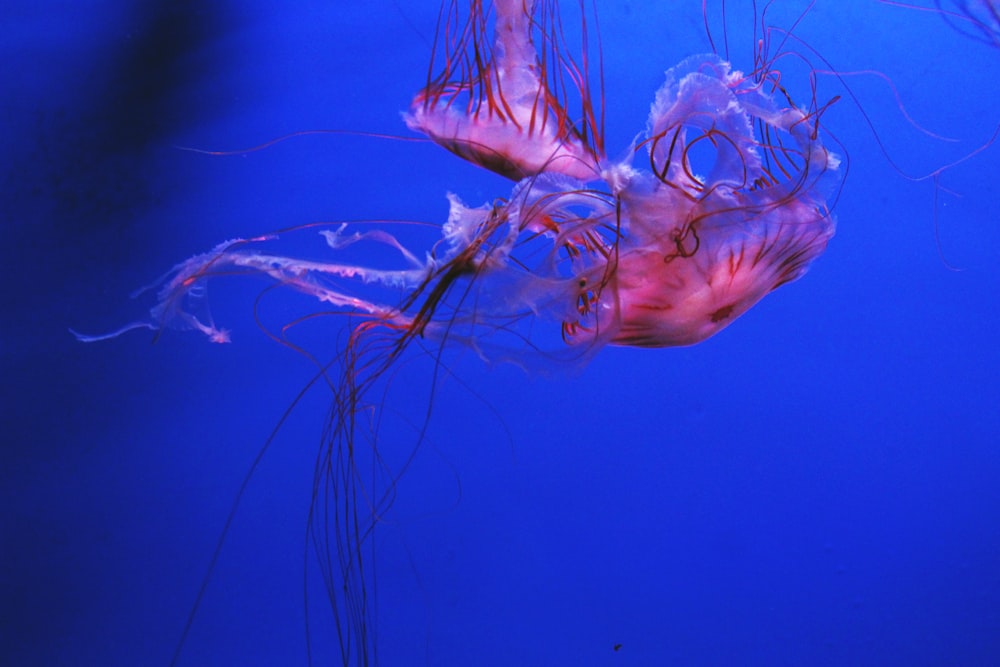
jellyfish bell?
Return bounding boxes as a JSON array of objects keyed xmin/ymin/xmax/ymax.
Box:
[
  {"xmin": 569, "ymin": 54, "xmax": 838, "ymax": 348},
  {"xmin": 405, "ymin": 0, "xmax": 604, "ymax": 181}
]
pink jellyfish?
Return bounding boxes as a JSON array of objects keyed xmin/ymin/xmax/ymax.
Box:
[{"xmin": 77, "ymin": 0, "xmax": 840, "ymax": 663}]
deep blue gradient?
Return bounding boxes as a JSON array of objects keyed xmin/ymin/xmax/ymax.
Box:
[{"xmin": 3, "ymin": 1, "xmax": 999, "ymax": 665}]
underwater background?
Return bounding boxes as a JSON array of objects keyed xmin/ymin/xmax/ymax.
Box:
[{"xmin": 3, "ymin": 1, "xmax": 999, "ymax": 665}]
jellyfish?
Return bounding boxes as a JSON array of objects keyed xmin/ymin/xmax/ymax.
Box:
[{"xmin": 76, "ymin": 0, "xmax": 840, "ymax": 663}]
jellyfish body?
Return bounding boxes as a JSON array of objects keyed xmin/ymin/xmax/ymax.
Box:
[
  {"xmin": 132, "ymin": 20, "xmax": 837, "ymax": 353},
  {"xmin": 405, "ymin": 0, "xmax": 603, "ymax": 180},
  {"xmin": 574, "ymin": 54, "xmax": 837, "ymax": 347},
  {"xmin": 82, "ymin": 1, "xmax": 841, "ymax": 664}
]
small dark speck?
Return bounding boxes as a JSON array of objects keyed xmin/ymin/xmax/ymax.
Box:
[{"xmin": 709, "ymin": 303, "xmax": 735, "ymax": 323}]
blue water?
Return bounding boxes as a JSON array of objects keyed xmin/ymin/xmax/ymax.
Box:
[{"xmin": 3, "ymin": 1, "xmax": 999, "ymax": 665}]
